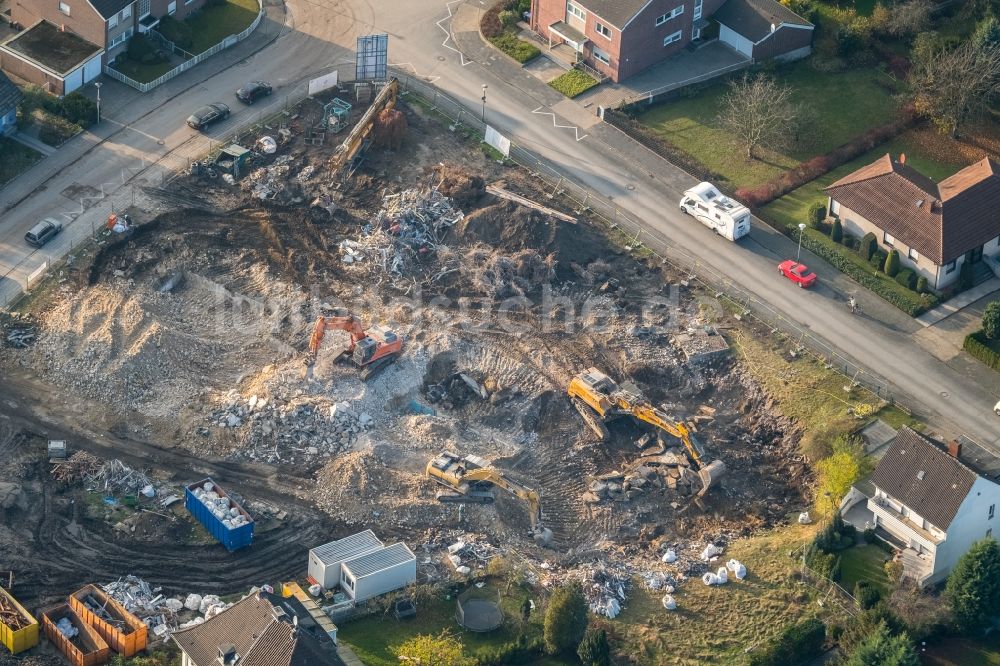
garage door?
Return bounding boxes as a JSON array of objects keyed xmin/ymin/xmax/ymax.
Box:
[
  {"xmin": 719, "ymin": 25, "xmax": 753, "ymax": 58},
  {"xmin": 82, "ymin": 53, "xmax": 103, "ymax": 83},
  {"xmin": 63, "ymin": 66, "xmax": 83, "ymax": 94}
]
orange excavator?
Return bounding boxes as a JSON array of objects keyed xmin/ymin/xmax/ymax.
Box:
[{"xmin": 307, "ymin": 311, "xmax": 403, "ymax": 380}]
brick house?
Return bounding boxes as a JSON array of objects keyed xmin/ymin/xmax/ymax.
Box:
[
  {"xmin": 1, "ymin": 0, "xmax": 208, "ymax": 93},
  {"xmin": 530, "ymin": 0, "xmax": 813, "ymax": 83},
  {"xmin": 825, "ymin": 154, "xmax": 1000, "ymax": 291}
]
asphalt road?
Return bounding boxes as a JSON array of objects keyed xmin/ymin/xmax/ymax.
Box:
[{"xmin": 0, "ymin": 0, "xmax": 996, "ymax": 447}]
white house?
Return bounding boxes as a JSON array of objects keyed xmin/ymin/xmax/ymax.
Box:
[{"xmin": 842, "ymin": 427, "xmax": 1000, "ymax": 586}]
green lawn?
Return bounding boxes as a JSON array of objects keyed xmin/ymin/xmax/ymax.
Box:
[
  {"xmin": 837, "ymin": 544, "xmax": 890, "ymax": 595},
  {"xmin": 923, "ymin": 632, "xmax": 1000, "ymax": 666},
  {"xmin": 549, "ymin": 69, "xmax": 599, "ymax": 98},
  {"xmin": 0, "ymin": 137, "xmax": 43, "ymax": 186},
  {"xmin": 635, "ymin": 59, "xmax": 902, "ymax": 188},
  {"xmin": 489, "ymin": 31, "xmax": 541, "ymax": 64},
  {"xmin": 112, "ymin": 59, "xmax": 175, "ymax": 84},
  {"xmin": 186, "ymin": 0, "xmax": 260, "ymax": 54},
  {"xmin": 760, "ymin": 130, "xmax": 970, "ymax": 236},
  {"xmin": 338, "ymin": 582, "xmax": 574, "ymax": 666}
]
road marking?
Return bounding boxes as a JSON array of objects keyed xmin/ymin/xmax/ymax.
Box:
[
  {"xmin": 531, "ymin": 106, "xmax": 588, "ymax": 142},
  {"xmin": 389, "ymin": 62, "xmax": 441, "ymax": 84},
  {"xmin": 437, "ymin": 0, "xmax": 473, "ymax": 66}
]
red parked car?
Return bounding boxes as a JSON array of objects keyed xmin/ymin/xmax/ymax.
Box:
[{"xmin": 778, "ymin": 260, "xmax": 818, "ymax": 288}]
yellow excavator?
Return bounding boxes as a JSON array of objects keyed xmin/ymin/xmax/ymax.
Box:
[
  {"xmin": 426, "ymin": 451, "xmax": 553, "ymax": 546},
  {"xmin": 567, "ymin": 367, "xmax": 725, "ymax": 496}
]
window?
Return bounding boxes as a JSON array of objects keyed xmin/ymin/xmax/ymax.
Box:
[
  {"xmin": 121, "ymin": 4, "xmax": 130, "ymax": 19},
  {"xmin": 138, "ymin": 0, "xmax": 150, "ymax": 17},
  {"xmin": 592, "ymin": 46, "xmax": 610, "ymax": 65},
  {"xmin": 595, "ymin": 22, "xmax": 611, "ymax": 39},
  {"xmin": 884, "ymin": 232, "xmax": 895, "ymax": 246},
  {"xmin": 167, "ymin": 0, "xmax": 176, "ymax": 14},
  {"xmin": 694, "ymin": 0, "xmax": 703, "ymax": 20},
  {"xmin": 108, "ymin": 14, "xmax": 118, "ymax": 28},
  {"xmin": 663, "ymin": 29, "xmax": 683, "ymax": 46},
  {"xmin": 991, "ymin": 504, "xmax": 995, "ymax": 519},
  {"xmin": 58, "ymin": 1, "xmax": 71, "ymax": 15},
  {"xmin": 108, "ymin": 27, "xmax": 132, "ymax": 48},
  {"xmin": 945, "ymin": 260, "xmax": 957, "ymax": 273},
  {"xmin": 656, "ymin": 5, "xmax": 684, "ymax": 26},
  {"xmin": 908, "ymin": 247, "xmax": 919, "ymax": 261},
  {"xmin": 566, "ymin": 2, "xmax": 586, "ymax": 21}
]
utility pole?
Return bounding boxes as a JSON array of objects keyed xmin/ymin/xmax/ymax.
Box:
[{"xmin": 481, "ymin": 84, "xmax": 488, "ymax": 123}]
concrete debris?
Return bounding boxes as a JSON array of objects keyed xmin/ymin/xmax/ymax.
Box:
[
  {"xmin": 662, "ymin": 594, "xmax": 676, "ymax": 610},
  {"xmin": 191, "ymin": 484, "xmax": 249, "ymax": 530},
  {"xmin": 672, "ymin": 326, "xmax": 730, "ymax": 365},
  {"xmin": 798, "ymin": 511, "xmax": 812, "ymax": 524},
  {"xmin": 459, "ymin": 246, "xmax": 555, "ymax": 299},
  {"xmin": 243, "ymin": 155, "xmax": 295, "ymax": 201},
  {"xmin": 700, "ymin": 544, "xmax": 722, "ymax": 561},
  {"xmin": 661, "ymin": 549, "xmax": 677, "ymax": 563}
]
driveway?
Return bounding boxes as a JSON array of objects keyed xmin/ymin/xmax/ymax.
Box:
[{"xmin": 0, "ymin": 0, "xmax": 997, "ymax": 453}]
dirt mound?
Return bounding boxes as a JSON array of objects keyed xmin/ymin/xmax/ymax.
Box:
[
  {"xmin": 453, "ymin": 199, "xmax": 605, "ymax": 271},
  {"xmin": 432, "ymin": 164, "xmax": 485, "ymax": 208}
]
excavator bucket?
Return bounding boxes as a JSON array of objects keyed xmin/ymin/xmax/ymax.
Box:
[{"xmin": 696, "ymin": 460, "xmax": 726, "ymax": 497}]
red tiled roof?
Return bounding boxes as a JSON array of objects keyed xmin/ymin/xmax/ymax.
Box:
[{"xmin": 825, "ymin": 155, "xmax": 1000, "ymax": 264}]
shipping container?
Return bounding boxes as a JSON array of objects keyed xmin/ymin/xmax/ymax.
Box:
[
  {"xmin": 41, "ymin": 603, "xmax": 110, "ymax": 666},
  {"xmin": 308, "ymin": 530, "xmax": 383, "ymax": 589},
  {"xmin": 185, "ymin": 478, "xmax": 254, "ymax": 551},
  {"xmin": 69, "ymin": 584, "xmax": 148, "ymax": 657},
  {"xmin": 341, "ymin": 542, "xmax": 416, "ymax": 602},
  {"xmin": 0, "ymin": 586, "xmax": 39, "ymax": 654}
]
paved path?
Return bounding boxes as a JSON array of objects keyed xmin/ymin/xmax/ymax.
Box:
[
  {"xmin": 11, "ymin": 131, "xmax": 56, "ymax": 157},
  {"xmin": 917, "ymin": 278, "xmax": 1000, "ymax": 327}
]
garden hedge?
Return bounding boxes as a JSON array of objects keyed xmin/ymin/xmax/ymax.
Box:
[{"xmin": 964, "ymin": 331, "xmax": 1000, "ymax": 371}]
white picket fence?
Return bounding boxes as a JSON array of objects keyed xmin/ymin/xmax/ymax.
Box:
[{"xmin": 103, "ymin": 0, "xmax": 264, "ymax": 93}]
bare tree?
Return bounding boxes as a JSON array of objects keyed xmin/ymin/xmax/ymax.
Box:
[
  {"xmin": 912, "ymin": 40, "xmax": 1000, "ymax": 137},
  {"xmin": 884, "ymin": 0, "xmax": 933, "ymax": 36},
  {"xmin": 718, "ymin": 73, "xmax": 798, "ymax": 160}
]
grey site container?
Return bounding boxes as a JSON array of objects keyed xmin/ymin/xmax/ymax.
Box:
[
  {"xmin": 341, "ymin": 542, "xmax": 417, "ymax": 602},
  {"xmin": 308, "ymin": 530, "xmax": 384, "ymax": 590}
]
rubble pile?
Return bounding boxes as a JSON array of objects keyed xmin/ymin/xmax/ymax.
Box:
[
  {"xmin": 84, "ymin": 459, "xmax": 152, "ymax": 496},
  {"xmin": 54, "ymin": 617, "xmax": 78, "ymax": 639},
  {"xmin": 50, "ymin": 451, "xmax": 102, "ymax": 484},
  {"xmin": 339, "ymin": 186, "xmax": 463, "ymax": 280},
  {"xmin": 190, "ymin": 482, "xmax": 249, "ymax": 530},
  {"xmin": 583, "ymin": 450, "xmax": 705, "ymax": 505},
  {"xmin": 242, "ymin": 155, "xmax": 302, "ymax": 201},
  {"xmin": 459, "ymin": 246, "xmax": 555, "ymax": 299},
  {"xmin": 204, "ymin": 390, "xmax": 373, "ymax": 463}
]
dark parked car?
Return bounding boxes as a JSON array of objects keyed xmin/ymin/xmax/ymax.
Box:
[
  {"xmin": 186, "ymin": 102, "xmax": 230, "ymax": 130},
  {"xmin": 25, "ymin": 218, "xmax": 63, "ymax": 247},
  {"xmin": 236, "ymin": 81, "xmax": 272, "ymax": 104}
]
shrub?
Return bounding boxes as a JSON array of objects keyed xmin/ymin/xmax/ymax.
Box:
[
  {"xmin": 548, "ymin": 69, "xmax": 599, "ymax": 98},
  {"xmin": 498, "ymin": 9, "xmax": 518, "ymax": 29},
  {"xmin": 871, "ymin": 248, "xmax": 888, "ymax": 271},
  {"xmin": 964, "ymin": 331, "xmax": 1000, "ymax": 371},
  {"xmin": 127, "ymin": 33, "xmax": 155, "ymax": 61},
  {"xmin": 516, "ymin": 0, "xmax": 530, "ymax": 13},
  {"xmin": 830, "ymin": 218, "xmax": 843, "ymax": 243},
  {"xmin": 916, "ymin": 275, "xmax": 929, "ymax": 293},
  {"xmin": 747, "ymin": 618, "xmax": 826, "ymax": 666},
  {"xmin": 983, "ymin": 301, "xmax": 1000, "ymax": 340},
  {"xmin": 475, "ymin": 636, "xmax": 545, "ymax": 666},
  {"xmin": 35, "ymin": 111, "xmax": 80, "ymax": 146},
  {"xmin": 946, "ymin": 538, "xmax": 1000, "ymax": 634},
  {"xmin": 577, "ymin": 628, "xmax": 611, "ymax": 666},
  {"xmin": 807, "ymin": 201, "xmax": 826, "ymax": 228},
  {"xmin": 894, "ymin": 268, "xmax": 916, "ymax": 290},
  {"xmin": 544, "ymin": 582, "xmax": 588, "ymax": 655},
  {"xmin": 855, "ymin": 581, "xmax": 882, "ymax": 610},
  {"xmin": 61, "ymin": 92, "xmax": 96, "ymax": 127},
  {"xmin": 884, "ymin": 249, "xmax": 900, "ymax": 277},
  {"xmin": 489, "ymin": 32, "xmax": 541, "ymax": 63},
  {"xmin": 859, "ymin": 232, "xmax": 877, "ymax": 260},
  {"xmin": 158, "ymin": 16, "xmax": 193, "ymax": 49}
]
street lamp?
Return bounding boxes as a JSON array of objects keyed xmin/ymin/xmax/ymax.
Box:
[
  {"xmin": 481, "ymin": 84, "xmax": 488, "ymax": 123},
  {"xmin": 797, "ymin": 223, "xmax": 806, "ymax": 262},
  {"xmin": 94, "ymin": 82, "xmax": 101, "ymax": 125}
]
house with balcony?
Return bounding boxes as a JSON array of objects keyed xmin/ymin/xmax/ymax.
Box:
[
  {"xmin": 1, "ymin": 0, "xmax": 207, "ymax": 94},
  {"xmin": 529, "ymin": 0, "xmax": 813, "ymax": 83},
  {"xmin": 841, "ymin": 427, "xmax": 1000, "ymax": 586}
]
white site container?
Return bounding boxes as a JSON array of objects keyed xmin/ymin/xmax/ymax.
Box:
[
  {"xmin": 340, "ymin": 543, "xmax": 417, "ymax": 602},
  {"xmin": 308, "ymin": 530, "xmax": 384, "ymax": 590}
]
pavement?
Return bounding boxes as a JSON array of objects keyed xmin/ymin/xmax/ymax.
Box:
[
  {"xmin": 0, "ymin": 0, "xmax": 998, "ymax": 452},
  {"xmin": 11, "ymin": 131, "xmax": 56, "ymax": 156},
  {"xmin": 917, "ymin": 277, "xmax": 1000, "ymax": 327}
]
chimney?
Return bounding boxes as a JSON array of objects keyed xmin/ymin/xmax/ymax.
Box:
[
  {"xmin": 948, "ymin": 440, "xmax": 962, "ymax": 459},
  {"xmin": 899, "ymin": 153, "xmax": 906, "ymax": 165},
  {"xmin": 217, "ymin": 644, "xmax": 238, "ymax": 665}
]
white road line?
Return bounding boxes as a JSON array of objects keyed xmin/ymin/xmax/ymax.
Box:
[
  {"xmin": 389, "ymin": 62, "xmax": 441, "ymax": 84},
  {"xmin": 437, "ymin": 0, "xmax": 473, "ymax": 66},
  {"xmin": 531, "ymin": 106, "xmax": 588, "ymax": 142}
]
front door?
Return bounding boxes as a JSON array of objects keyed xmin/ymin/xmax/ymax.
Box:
[{"xmin": 967, "ymin": 245, "xmax": 985, "ymax": 264}]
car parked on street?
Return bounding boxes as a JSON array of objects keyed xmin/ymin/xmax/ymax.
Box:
[
  {"xmin": 186, "ymin": 103, "xmax": 230, "ymax": 130},
  {"xmin": 24, "ymin": 218, "xmax": 63, "ymax": 247},
  {"xmin": 236, "ymin": 81, "xmax": 272, "ymax": 104},
  {"xmin": 778, "ymin": 260, "xmax": 817, "ymax": 288}
]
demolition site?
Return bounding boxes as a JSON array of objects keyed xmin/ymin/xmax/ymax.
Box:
[{"xmin": 0, "ymin": 79, "xmax": 815, "ymax": 661}]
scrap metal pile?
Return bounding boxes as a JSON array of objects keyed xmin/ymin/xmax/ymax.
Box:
[
  {"xmin": 84, "ymin": 459, "xmax": 153, "ymax": 496},
  {"xmin": 6, "ymin": 327, "xmax": 35, "ymax": 348},
  {"xmin": 102, "ymin": 576, "xmax": 179, "ymax": 638},
  {"xmin": 339, "ymin": 186, "xmax": 464, "ymax": 281}
]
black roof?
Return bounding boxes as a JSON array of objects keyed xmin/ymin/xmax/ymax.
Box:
[
  {"xmin": 714, "ymin": 0, "xmax": 813, "ymax": 42},
  {"xmin": 90, "ymin": 0, "xmax": 133, "ymax": 20},
  {"xmin": 0, "ymin": 71, "xmax": 23, "ymax": 113}
]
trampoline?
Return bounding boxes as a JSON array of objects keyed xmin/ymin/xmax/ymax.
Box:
[{"xmin": 456, "ymin": 596, "xmax": 503, "ymax": 632}]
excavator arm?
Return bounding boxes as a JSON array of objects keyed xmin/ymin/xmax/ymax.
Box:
[
  {"xmin": 462, "ymin": 468, "xmax": 542, "ymax": 530},
  {"xmin": 627, "ymin": 405, "xmax": 706, "ymax": 468},
  {"xmin": 309, "ymin": 315, "xmax": 366, "ymax": 356}
]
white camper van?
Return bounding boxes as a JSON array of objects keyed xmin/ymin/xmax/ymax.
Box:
[{"xmin": 680, "ymin": 182, "xmax": 751, "ymax": 241}]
